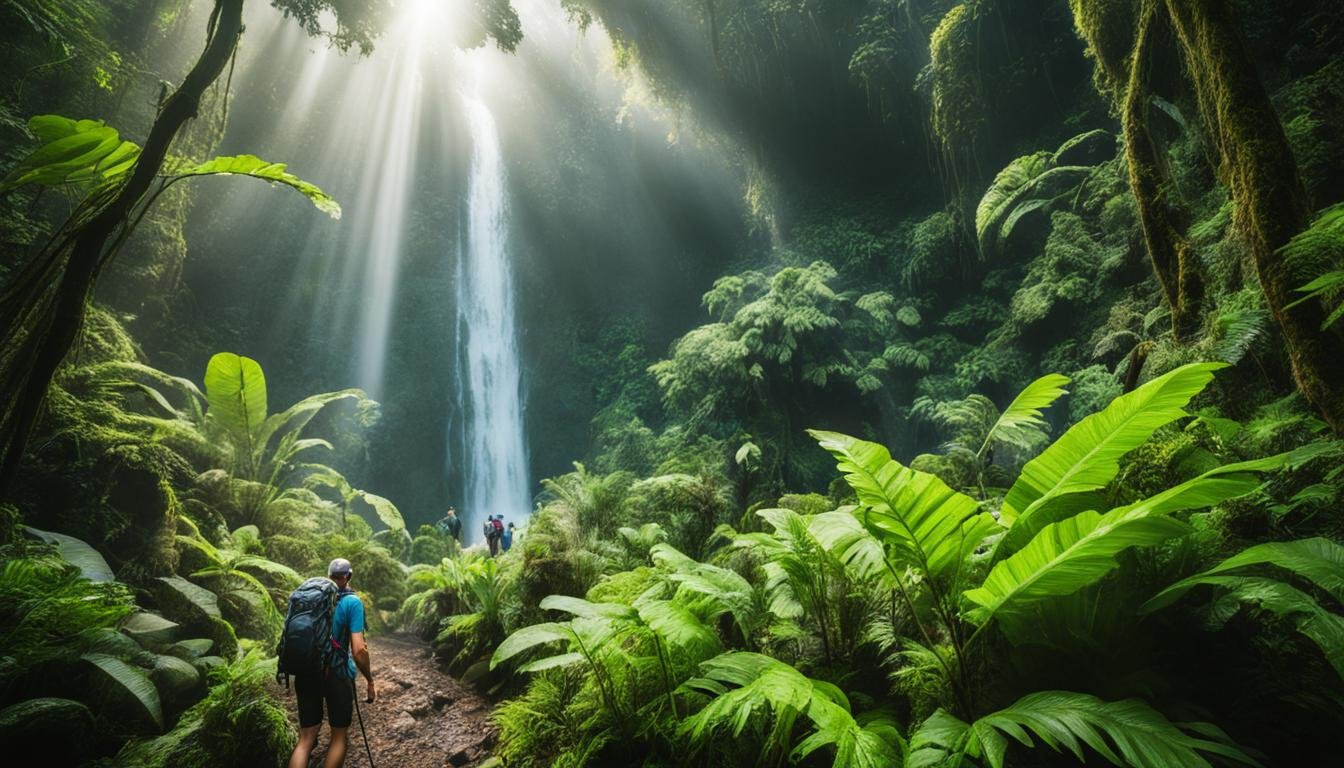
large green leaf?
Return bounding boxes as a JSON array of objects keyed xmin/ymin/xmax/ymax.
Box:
[
  {"xmin": 0, "ymin": 115, "xmax": 136, "ymax": 191},
  {"xmin": 909, "ymin": 690, "xmax": 1258, "ymax": 768},
  {"xmin": 998, "ymin": 362, "xmax": 1224, "ymax": 542},
  {"xmin": 966, "ymin": 453, "xmax": 1288, "ymax": 626},
  {"xmin": 172, "ymin": 154, "xmax": 341, "ymax": 219},
  {"xmin": 978, "ymin": 373, "xmax": 1070, "ymax": 457},
  {"xmin": 1145, "ymin": 536, "xmax": 1344, "ymax": 610},
  {"xmin": 809, "ymin": 430, "xmax": 998, "ymax": 582},
  {"xmin": 24, "ymin": 526, "xmax": 114, "ymax": 582},
  {"xmin": 81, "ymin": 653, "xmax": 164, "ymax": 731},
  {"xmin": 353, "ymin": 491, "xmax": 405, "ymax": 532},
  {"xmin": 681, "ymin": 652, "xmax": 903, "ymax": 768},
  {"xmin": 204, "ymin": 352, "xmax": 268, "ymax": 450},
  {"xmin": 964, "ymin": 506, "xmax": 1191, "ymax": 626},
  {"xmin": 490, "ymin": 622, "xmax": 573, "ymax": 669}
]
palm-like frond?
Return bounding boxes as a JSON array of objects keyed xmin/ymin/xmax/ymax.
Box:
[
  {"xmin": 681, "ymin": 652, "xmax": 903, "ymax": 768},
  {"xmin": 977, "ymin": 374, "xmax": 1070, "ymax": 458},
  {"xmin": 908, "ymin": 690, "xmax": 1258, "ymax": 768},
  {"xmin": 809, "ymin": 430, "xmax": 998, "ymax": 583}
]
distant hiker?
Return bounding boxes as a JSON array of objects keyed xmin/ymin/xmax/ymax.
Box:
[
  {"xmin": 437, "ymin": 507, "xmax": 462, "ymax": 542},
  {"xmin": 501, "ymin": 521, "xmax": 515, "ymax": 552},
  {"xmin": 491, "ymin": 515, "xmax": 505, "ymax": 556},
  {"xmin": 482, "ymin": 515, "xmax": 497, "ymax": 555},
  {"xmin": 283, "ymin": 558, "xmax": 377, "ymax": 768}
]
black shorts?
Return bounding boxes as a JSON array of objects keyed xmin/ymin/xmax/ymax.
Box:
[{"xmin": 295, "ymin": 672, "xmax": 354, "ymax": 729}]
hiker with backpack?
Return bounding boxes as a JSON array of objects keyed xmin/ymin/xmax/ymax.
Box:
[
  {"xmin": 281, "ymin": 558, "xmax": 377, "ymax": 768},
  {"xmin": 484, "ymin": 514, "xmax": 503, "ymax": 556},
  {"xmin": 437, "ymin": 506, "xmax": 462, "ymax": 542}
]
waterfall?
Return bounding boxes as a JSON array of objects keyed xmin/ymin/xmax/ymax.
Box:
[{"xmin": 454, "ymin": 93, "xmax": 531, "ymax": 542}]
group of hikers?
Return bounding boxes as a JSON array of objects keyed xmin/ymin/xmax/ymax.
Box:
[{"xmin": 434, "ymin": 506, "xmax": 515, "ymax": 556}]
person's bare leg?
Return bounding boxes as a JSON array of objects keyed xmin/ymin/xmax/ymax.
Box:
[
  {"xmin": 289, "ymin": 724, "xmax": 320, "ymax": 768},
  {"xmin": 323, "ymin": 726, "xmax": 349, "ymax": 768}
]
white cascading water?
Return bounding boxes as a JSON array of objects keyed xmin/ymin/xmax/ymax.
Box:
[{"xmin": 455, "ymin": 92, "xmax": 530, "ymax": 541}]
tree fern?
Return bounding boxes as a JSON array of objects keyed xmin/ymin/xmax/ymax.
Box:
[{"xmin": 908, "ymin": 691, "xmax": 1258, "ymax": 768}]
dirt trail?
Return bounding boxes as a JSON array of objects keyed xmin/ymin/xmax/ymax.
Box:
[{"xmin": 280, "ymin": 633, "xmax": 497, "ymax": 768}]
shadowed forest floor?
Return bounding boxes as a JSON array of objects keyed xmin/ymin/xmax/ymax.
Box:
[{"xmin": 281, "ymin": 634, "xmax": 497, "ymax": 768}]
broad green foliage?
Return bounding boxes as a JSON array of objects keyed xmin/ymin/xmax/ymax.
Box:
[
  {"xmin": 681, "ymin": 652, "xmax": 903, "ymax": 768},
  {"xmin": 204, "ymin": 353, "xmax": 268, "ymax": 470},
  {"xmin": 0, "ymin": 116, "xmax": 138, "ymax": 192},
  {"xmin": 998, "ymin": 363, "xmax": 1225, "ymax": 534},
  {"xmin": 1143, "ymin": 537, "xmax": 1344, "ymax": 678},
  {"xmin": 910, "ymin": 691, "xmax": 1256, "ymax": 768},
  {"xmin": 171, "ymin": 155, "xmax": 340, "ymax": 219},
  {"xmin": 810, "ymin": 430, "xmax": 996, "ymax": 584},
  {"xmin": 1283, "ymin": 204, "xmax": 1344, "ymax": 329},
  {"xmin": 81, "ymin": 653, "xmax": 163, "ymax": 731},
  {"xmin": 3, "ymin": 116, "xmax": 340, "ymax": 217}
]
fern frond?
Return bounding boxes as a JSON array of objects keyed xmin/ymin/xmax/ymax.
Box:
[{"xmin": 909, "ymin": 691, "xmax": 1259, "ymax": 768}]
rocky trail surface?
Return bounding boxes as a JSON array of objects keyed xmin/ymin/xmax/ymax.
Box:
[{"xmin": 281, "ymin": 633, "xmax": 497, "ymax": 768}]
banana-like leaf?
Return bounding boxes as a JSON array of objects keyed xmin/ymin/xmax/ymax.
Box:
[
  {"xmin": 171, "ymin": 154, "xmax": 341, "ymax": 219},
  {"xmin": 1145, "ymin": 536, "xmax": 1344, "ymax": 610},
  {"xmin": 964, "ymin": 508, "xmax": 1191, "ymax": 626},
  {"xmin": 978, "ymin": 373, "xmax": 1070, "ymax": 457},
  {"xmin": 518, "ymin": 651, "xmax": 585, "ymax": 673},
  {"xmin": 256, "ymin": 389, "xmax": 366, "ymax": 458},
  {"xmin": 909, "ymin": 690, "xmax": 1258, "ymax": 768},
  {"xmin": 204, "ymin": 352, "xmax": 267, "ymax": 453},
  {"xmin": 807, "ymin": 510, "xmax": 890, "ymax": 584},
  {"xmin": 967, "ymin": 452, "xmax": 1289, "ymax": 625},
  {"xmin": 81, "ymin": 653, "xmax": 164, "ymax": 731},
  {"xmin": 24, "ymin": 526, "xmax": 114, "ymax": 582},
  {"xmin": 490, "ymin": 622, "xmax": 573, "ymax": 669},
  {"xmin": 1001, "ymin": 449, "xmax": 1294, "ymax": 564},
  {"xmin": 539, "ymin": 594, "xmax": 638, "ymax": 621},
  {"xmin": 354, "ymin": 491, "xmax": 405, "ymax": 532},
  {"xmin": 809, "ymin": 430, "xmax": 998, "ymax": 581},
  {"xmin": 998, "ymin": 362, "xmax": 1224, "ymax": 537}
]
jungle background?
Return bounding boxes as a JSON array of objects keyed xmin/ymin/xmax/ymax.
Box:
[{"xmin": 1, "ymin": 0, "xmax": 1342, "ymax": 766}]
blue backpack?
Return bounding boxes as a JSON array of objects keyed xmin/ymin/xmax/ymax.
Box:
[{"xmin": 275, "ymin": 577, "xmax": 354, "ymax": 687}]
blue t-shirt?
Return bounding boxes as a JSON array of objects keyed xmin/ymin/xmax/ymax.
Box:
[{"xmin": 331, "ymin": 592, "xmax": 365, "ymax": 679}]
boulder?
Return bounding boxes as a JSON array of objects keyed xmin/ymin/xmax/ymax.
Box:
[{"xmin": 0, "ymin": 697, "xmax": 96, "ymax": 765}]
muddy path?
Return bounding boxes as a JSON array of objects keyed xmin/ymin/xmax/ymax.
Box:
[{"xmin": 280, "ymin": 633, "xmax": 497, "ymax": 768}]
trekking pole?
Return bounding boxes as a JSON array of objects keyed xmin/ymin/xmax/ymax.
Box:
[{"xmin": 353, "ymin": 682, "xmax": 375, "ymax": 768}]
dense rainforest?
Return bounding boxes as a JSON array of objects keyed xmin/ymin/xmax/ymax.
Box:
[{"xmin": 1, "ymin": 0, "xmax": 1343, "ymax": 766}]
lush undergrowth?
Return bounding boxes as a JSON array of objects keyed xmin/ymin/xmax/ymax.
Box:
[{"xmin": 2, "ymin": 1, "xmax": 1343, "ymax": 767}]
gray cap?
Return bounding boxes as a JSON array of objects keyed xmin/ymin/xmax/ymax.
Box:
[{"xmin": 328, "ymin": 558, "xmax": 353, "ymax": 576}]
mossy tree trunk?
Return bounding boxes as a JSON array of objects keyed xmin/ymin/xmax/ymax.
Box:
[
  {"xmin": 0, "ymin": 0, "xmax": 247, "ymax": 497},
  {"xmin": 1124, "ymin": 2, "xmax": 1202, "ymax": 340},
  {"xmin": 1164, "ymin": 0, "xmax": 1344, "ymax": 433}
]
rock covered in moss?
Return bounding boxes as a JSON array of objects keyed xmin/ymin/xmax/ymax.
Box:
[{"xmin": 0, "ymin": 697, "xmax": 96, "ymax": 765}]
